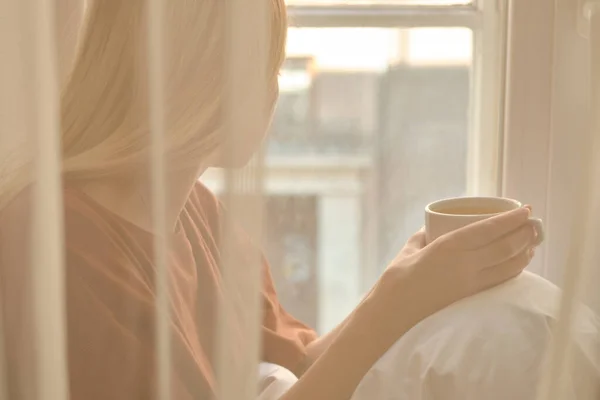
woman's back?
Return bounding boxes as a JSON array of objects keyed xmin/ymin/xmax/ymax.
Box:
[{"xmin": 0, "ymin": 183, "xmax": 315, "ymax": 399}]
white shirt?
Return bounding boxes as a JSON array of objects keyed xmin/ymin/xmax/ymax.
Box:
[{"xmin": 352, "ymin": 271, "xmax": 600, "ymax": 400}]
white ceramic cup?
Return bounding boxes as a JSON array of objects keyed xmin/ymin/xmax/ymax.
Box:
[{"xmin": 424, "ymin": 197, "xmax": 545, "ymax": 245}]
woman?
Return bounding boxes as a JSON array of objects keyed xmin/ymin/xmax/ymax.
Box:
[{"xmin": 0, "ymin": 1, "xmax": 540, "ymax": 399}]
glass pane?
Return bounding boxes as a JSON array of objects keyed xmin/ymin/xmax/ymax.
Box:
[
  {"xmin": 286, "ymin": 0, "xmax": 472, "ymax": 6},
  {"xmin": 203, "ymin": 27, "xmax": 474, "ymax": 334}
]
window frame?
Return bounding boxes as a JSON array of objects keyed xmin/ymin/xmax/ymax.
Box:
[
  {"xmin": 286, "ymin": 3, "xmax": 480, "ymax": 27},
  {"xmin": 273, "ymin": 0, "xmax": 511, "ymax": 298},
  {"xmin": 285, "ymin": 6, "xmax": 507, "ymax": 206},
  {"xmin": 287, "ymin": 0, "xmax": 506, "ymax": 195},
  {"xmin": 286, "ymin": 0, "xmax": 592, "ymax": 285},
  {"xmin": 503, "ymin": 0, "xmax": 599, "ymax": 290},
  {"xmin": 501, "ymin": 0, "xmax": 556, "ymax": 278}
]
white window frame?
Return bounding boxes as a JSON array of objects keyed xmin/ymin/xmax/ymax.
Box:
[
  {"xmin": 286, "ymin": 1, "xmax": 508, "ymax": 248},
  {"xmin": 501, "ymin": 0, "xmax": 556, "ymax": 278},
  {"xmin": 286, "ymin": 0, "xmax": 598, "ymax": 287},
  {"xmin": 503, "ymin": 0, "xmax": 599, "ymax": 289},
  {"xmin": 286, "ymin": 3, "xmax": 480, "ymax": 28},
  {"xmin": 287, "ymin": 1, "xmax": 506, "ymax": 198}
]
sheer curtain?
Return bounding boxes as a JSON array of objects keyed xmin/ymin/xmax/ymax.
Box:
[
  {"xmin": 534, "ymin": 5, "xmax": 600, "ymax": 398},
  {"xmin": 0, "ymin": 1, "xmax": 598, "ymax": 400},
  {"xmin": 0, "ymin": 0, "xmax": 268, "ymax": 399}
]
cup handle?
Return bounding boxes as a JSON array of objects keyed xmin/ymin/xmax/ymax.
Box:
[{"xmin": 528, "ymin": 217, "xmax": 545, "ymax": 246}]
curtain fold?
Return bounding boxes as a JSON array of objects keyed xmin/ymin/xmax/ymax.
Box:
[{"xmin": 535, "ymin": 5, "xmax": 600, "ymax": 399}]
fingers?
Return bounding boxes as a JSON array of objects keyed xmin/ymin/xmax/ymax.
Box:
[
  {"xmin": 443, "ymin": 207, "xmax": 531, "ymax": 249},
  {"xmin": 477, "ymin": 248, "xmax": 534, "ymax": 291},
  {"xmin": 406, "ymin": 228, "xmax": 426, "ymax": 247},
  {"xmin": 402, "ymin": 228, "xmax": 426, "ymax": 255},
  {"xmin": 462, "ymin": 223, "xmax": 535, "ymax": 269}
]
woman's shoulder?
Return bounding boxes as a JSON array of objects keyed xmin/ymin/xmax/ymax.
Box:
[
  {"xmin": 184, "ymin": 181, "xmax": 259, "ymax": 246},
  {"xmin": 188, "ymin": 180, "xmax": 220, "ymax": 211},
  {"xmin": 183, "ymin": 181, "xmax": 222, "ymax": 230},
  {"xmin": 0, "ymin": 185, "xmax": 156, "ymax": 301},
  {"xmin": 0, "ymin": 184, "xmax": 148, "ymax": 257},
  {"xmin": 0, "ymin": 184, "xmax": 107, "ymax": 227}
]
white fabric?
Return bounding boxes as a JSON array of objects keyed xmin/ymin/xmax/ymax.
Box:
[
  {"xmin": 256, "ymin": 271, "xmax": 600, "ymax": 399},
  {"xmin": 352, "ymin": 271, "xmax": 600, "ymax": 399},
  {"xmin": 257, "ymin": 362, "xmax": 298, "ymax": 400}
]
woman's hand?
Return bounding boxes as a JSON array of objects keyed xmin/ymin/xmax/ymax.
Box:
[
  {"xmin": 280, "ymin": 206, "xmax": 540, "ymax": 400},
  {"xmin": 380, "ymin": 206, "xmax": 539, "ymax": 322}
]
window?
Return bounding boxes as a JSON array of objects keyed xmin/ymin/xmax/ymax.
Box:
[
  {"xmin": 200, "ymin": 0, "xmax": 598, "ymax": 334},
  {"xmin": 202, "ymin": 0, "xmax": 507, "ymax": 334}
]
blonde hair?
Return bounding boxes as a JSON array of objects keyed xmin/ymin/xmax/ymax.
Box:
[{"xmin": 1, "ymin": 0, "xmax": 287, "ymax": 206}]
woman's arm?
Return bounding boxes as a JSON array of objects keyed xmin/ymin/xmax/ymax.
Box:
[
  {"xmin": 284, "ymin": 276, "xmax": 421, "ymax": 400},
  {"xmin": 297, "ymin": 228, "xmax": 425, "ymax": 375},
  {"xmin": 300, "ymin": 207, "xmax": 537, "ymax": 374},
  {"xmin": 282, "ymin": 206, "xmax": 538, "ymax": 400},
  {"xmin": 299, "ymin": 289, "xmax": 371, "ymax": 376}
]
